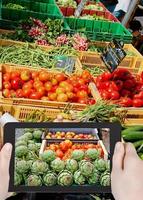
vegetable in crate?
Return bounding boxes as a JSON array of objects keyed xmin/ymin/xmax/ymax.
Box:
[
  {"xmin": 51, "ymin": 158, "xmax": 65, "ymax": 172},
  {"xmin": 33, "ymin": 129, "xmax": 43, "ymax": 140},
  {"xmin": 100, "ymin": 171, "xmax": 110, "ymax": 186},
  {"xmin": 15, "ymin": 140, "xmax": 27, "ymax": 147},
  {"xmin": 14, "ymin": 172, "xmax": 23, "ymax": 186},
  {"xmin": 85, "ymin": 148, "xmax": 100, "ymax": 160},
  {"xmin": 26, "ymin": 175, "xmax": 42, "ymax": 186},
  {"xmin": 16, "ymin": 160, "xmax": 30, "ymax": 174},
  {"xmin": 58, "ymin": 170, "xmax": 73, "ymax": 186},
  {"xmin": 43, "ymin": 171, "xmax": 57, "ymax": 186},
  {"xmin": 88, "ymin": 169, "xmax": 99, "ymax": 184},
  {"xmin": 40, "ymin": 150, "xmax": 56, "ymax": 162},
  {"xmin": 57, "ymin": 0, "xmax": 77, "ymax": 7},
  {"xmin": 31, "ymin": 160, "xmax": 49, "ymax": 175},
  {"xmin": 24, "ymin": 132, "xmax": 33, "ymax": 140},
  {"xmin": 79, "ymin": 160, "xmax": 94, "ymax": 177},
  {"xmin": 71, "ymin": 150, "xmax": 85, "ymax": 161},
  {"xmin": 15, "ymin": 145, "xmax": 28, "ymax": 158},
  {"xmin": 94, "ymin": 159, "xmax": 108, "ymax": 172},
  {"xmin": 74, "ymin": 170, "xmax": 86, "ymax": 185},
  {"xmin": 4, "ymin": 3, "xmax": 26, "ymax": 10},
  {"xmin": 66, "ymin": 159, "xmax": 78, "ymax": 173}
]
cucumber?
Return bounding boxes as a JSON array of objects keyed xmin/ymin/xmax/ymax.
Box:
[
  {"xmin": 133, "ymin": 140, "xmax": 143, "ymax": 148},
  {"xmin": 122, "ymin": 131, "xmax": 143, "ymax": 141},
  {"xmin": 122, "ymin": 126, "xmax": 143, "ymax": 135}
]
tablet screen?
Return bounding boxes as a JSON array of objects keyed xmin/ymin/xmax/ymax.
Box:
[{"xmin": 4, "ymin": 122, "xmax": 121, "ymax": 193}]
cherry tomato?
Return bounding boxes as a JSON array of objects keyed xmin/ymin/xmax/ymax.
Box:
[
  {"xmin": 101, "ymin": 91, "xmax": 110, "ymax": 100},
  {"xmin": 33, "ymin": 81, "xmax": 43, "ymax": 89},
  {"xmin": 88, "ymin": 99, "xmax": 96, "ymax": 105},
  {"xmin": 48, "ymin": 92, "xmax": 57, "ymax": 101},
  {"xmin": 55, "ymin": 73, "xmax": 67, "ymax": 82},
  {"xmin": 121, "ymin": 89, "xmax": 131, "ymax": 97},
  {"xmin": 59, "ymin": 142, "xmax": 68, "ymax": 152},
  {"xmin": 79, "ymin": 85, "xmax": 88, "ymax": 92},
  {"xmin": 119, "ymin": 97, "xmax": 132, "ymax": 107},
  {"xmin": 123, "ymin": 79, "xmax": 136, "ymax": 90},
  {"xmin": 3, "ymin": 73, "xmax": 11, "ymax": 82},
  {"xmin": 82, "ymin": 70, "xmax": 91, "ymax": 80},
  {"xmin": 16, "ymin": 89, "xmax": 24, "ymax": 98},
  {"xmin": 132, "ymin": 99, "xmax": 143, "ymax": 107},
  {"xmin": 44, "ymin": 81, "xmax": 52, "ymax": 92},
  {"xmin": 50, "ymin": 85, "xmax": 58, "ymax": 92},
  {"xmin": 77, "ymin": 90, "xmax": 88, "ymax": 99},
  {"xmin": 115, "ymin": 80, "xmax": 123, "ymax": 91},
  {"xmin": 56, "ymin": 87, "xmax": 66, "ymax": 95},
  {"xmin": 64, "ymin": 140, "xmax": 72, "ymax": 148},
  {"xmin": 77, "ymin": 78, "xmax": 85, "ymax": 86},
  {"xmin": 64, "ymin": 84, "xmax": 74, "ymax": 92},
  {"xmin": 29, "ymin": 92, "xmax": 41, "ymax": 100},
  {"xmin": 41, "ymin": 96, "xmax": 49, "ymax": 101},
  {"xmin": 39, "ymin": 71, "xmax": 51, "ymax": 82},
  {"xmin": 78, "ymin": 98, "xmax": 88, "ymax": 104},
  {"xmin": 3, "ymin": 81, "xmax": 11, "ymax": 90},
  {"xmin": 137, "ymin": 91, "xmax": 143, "ymax": 99},
  {"xmin": 109, "ymin": 81, "xmax": 119, "ymax": 91},
  {"xmin": 57, "ymin": 93, "xmax": 68, "ymax": 102},
  {"xmin": 101, "ymin": 72, "xmax": 112, "ymax": 81},
  {"xmin": 23, "ymin": 88, "xmax": 33, "ymax": 98},
  {"xmin": 11, "ymin": 71, "xmax": 20, "ymax": 79},
  {"xmin": 36, "ymin": 86, "xmax": 45, "ymax": 97},
  {"xmin": 51, "ymin": 78, "xmax": 58, "ymax": 86},
  {"xmin": 2, "ymin": 89, "xmax": 10, "ymax": 98},
  {"xmin": 66, "ymin": 92, "xmax": 74, "ymax": 100},
  {"xmin": 22, "ymin": 82, "xmax": 33, "ymax": 90},
  {"xmin": 110, "ymin": 91, "xmax": 120, "ymax": 100},
  {"xmin": 11, "ymin": 77, "xmax": 23, "ymax": 90},
  {"xmin": 20, "ymin": 70, "xmax": 31, "ymax": 81},
  {"xmin": 31, "ymin": 71, "xmax": 39, "ymax": 79}
]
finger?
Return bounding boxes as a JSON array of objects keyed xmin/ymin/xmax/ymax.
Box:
[
  {"xmin": 112, "ymin": 142, "xmax": 125, "ymax": 172},
  {"xmin": 125, "ymin": 143, "xmax": 139, "ymax": 158},
  {"xmin": 0, "ymin": 143, "xmax": 12, "ymax": 173}
]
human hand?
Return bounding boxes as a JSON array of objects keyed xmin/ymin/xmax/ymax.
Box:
[
  {"xmin": 111, "ymin": 142, "xmax": 143, "ymax": 200},
  {"xmin": 0, "ymin": 143, "xmax": 12, "ymax": 200}
]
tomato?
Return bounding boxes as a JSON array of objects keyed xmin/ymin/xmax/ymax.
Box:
[
  {"xmin": 133, "ymin": 94, "xmax": 141, "ymax": 99},
  {"xmin": 119, "ymin": 97, "xmax": 132, "ymax": 107},
  {"xmin": 22, "ymin": 82, "xmax": 33, "ymax": 90},
  {"xmin": 101, "ymin": 91, "xmax": 110, "ymax": 100},
  {"xmin": 48, "ymin": 92, "xmax": 57, "ymax": 101},
  {"xmin": 39, "ymin": 71, "xmax": 51, "ymax": 82},
  {"xmin": 109, "ymin": 81, "xmax": 119, "ymax": 91},
  {"xmin": 79, "ymin": 85, "xmax": 88, "ymax": 93},
  {"xmin": 3, "ymin": 73, "xmax": 11, "ymax": 82},
  {"xmin": 50, "ymin": 85, "xmax": 58, "ymax": 92},
  {"xmin": 49, "ymin": 144, "xmax": 58, "ymax": 151},
  {"xmin": 51, "ymin": 78, "xmax": 58, "ymax": 86},
  {"xmin": 56, "ymin": 149, "xmax": 64, "ymax": 159},
  {"xmin": 57, "ymin": 93, "xmax": 68, "ymax": 102},
  {"xmin": 78, "ymin": 98, "xmax": 88, "ymax": 104},
  {"xmin": 115, "ymin": 80, "xmax": 123, "ymax": 91},
  {"xmin": 121, "ymin": 89, "xmax": 131, "ymax": 97},
  {"xmin": 71, "ymin": 145, "xmax": 77, "ymax": 150},
  {"xmin": 59, "ymin": 142, "xmax": 68, "ymax": 152},
  {"xmin": 11, "ymin": 71, "xmax": 20, "ymax": 79},
  {"xmin": 110, "ymin": 91, "xmax": 120, "ymax": 100},
  {"xmin": 73, "ymin": 87, "xmax": 79, "ymax": 93},
  {"xmin": 136, "ymin": 91, "xmax": 143, "ymax": 99},
  {"xmin": 132, "ymin": 99, "xmax": 143, "ymax": 107},
  {"xmin": 11, "ymin": 77, "xmax": 23, "ymax": 90},
  {"xmin": 71, "ymin": 81, "xmax": 80, "ymax": 88},
  {"xmin": 23, "ymin": 88, "xmax": 33, "ymax": 98},
  {"xmin": 101, "ymin": 72, "xmax": 112, "ymax": 81},
  {"xmin": 29, "ymin": 92, "xmax": 41, "ymax": 100},
  {"xmin": 36, "ymin": 86, "xmax": 45, "ymax": 97},
  {"xmin": 64, "ymin": 84, "xmax": 74, "ymax": 92},
  {"xmin": 59, "ymin": 81, "xmax": 69, "ymax": 88},
  {"xmin": 82, "ymin": 70, "xmax": 91, "ymax": 81},
  {"xmin": 56, "ymin": 87, "xmax": 66, "ymax": 94},
  {"xmin": 44, "ymin": 82, "xmax": 52, "ymax": 92},
  {"xmin": 123, "ymin": 80, "xmax": 136, "ymax": 90},
  {"xmin": 64, "ymin": 140, "xmax": 72, "ymax": 148},
  {"xmin": 77, "ymin": 78, "xmax": 85, "ymax": 86},
  {"xmin": 55, "ymin": 73, "xmax": 67, "ymax": 82},
  {"xmin": 3, "ymin": 81, "xmax": 11, "ymax": 90},
  {"xmin": 77, "ymin": 90, "xmax": 88, "ymax": 99},
  {"xmin": 41, "ymin": 96, "xmax": 49, "ymax": 101},
  {"xmin": 31, "ymin": 71, "xmax": 39, "ymax": 79},
  {"xmin": 16, "ymin": 89, "xmax": 24, "ymax": 98},
  {"xmin": 33, "ymin": 81, "xmax": 43, "ymax": 89},
  {"xmin": 66, "ymin": 92, "xmax": 74, "ymax": 99},
  {"xmin": 10, "ymin": 90, "xmax": 17, "ymax": 98},
  {"xmin": 2, "ymin": 89, "xmax": 10, "ymax": 98},
  {"xmin": 20, "ymin": 70, "xmax": 31, "ymax": 81},
  {"xmin": 88, "ymin": 99, "xmax": 96, "ymax": 105}
]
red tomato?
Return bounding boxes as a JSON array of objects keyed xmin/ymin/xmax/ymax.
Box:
[
  {"xmin": 48, "ymin": 92, "xmax": 57, "ymax": 101},
  {"xmin": 33, "ymin": 81, "xmax": 43, "ymax": 89},
  {"xmin": 55, "ymin": 73, "xmax": 67, "ymax": 82},
  {"xmin": 79, "ymin": 85, "xmax": 89, "ymax": 92},
  {"xmin": 2, "ymin": 89, "xmax": 10, "ymax": 98},
  {"xmin": 101, "ymin": 72, "xmax": 112, "ymax": 81},
  {"xmin": 3, "ymin": 73, "xmax": 11, "ymax": 82},
  {"xmin": 66, "ymin": 92, "xmax": 74, "ymax": 100},
  {"xmin": 51, "ymin": 78, "xmax": 58, "ymax": 86},
  {"xmin": 29, "ymin": 92, "xmax": 41, "ymax": 100},
  {"xmin": 11, "ymin": 71, "xmax": 20, "ymax": 79},
  {"xmin": 23, "ymin": 88, "xmax": 33, "ymax": 98},
  {"xmin": 110, "ymin": 91, "xmax": 120, "ymax": 100},
  {"xmin": 64, "ymin": 84, "xmax": 74, "ymax": 92},
  {"xmin": 121, "ymin": 89, "xmax": 131, "ymax": 97},
  {"xmin": 20, "ymin": 70, "xmax": 31, "ymax": 81},
  {"xmin": 57, "ymin": 93, "xmax": 68, "ymax": 102},
  {"xmin": 44, "ymin": 82, "xmax": 52, "ymax": 92},
  {"xmin": 59, "ymin": 142, "xmax": 68, "ymax": 152},
  {"xmin": 132, "ymin": 99, "xmax": 143, "ymax": 107},
  {"xmin": 71, "ymin": 81, "xmax": 80, "ymax": 88},
  {"xmin": 119, "ymin": 97, "xmax": 132, "ymax": 107},
  {"xmin": 82, "ymin": 70, "xmax": 91, "ymax": 80},
  {"xmin": 137, "ymin": 91, "xmax": 143, "ymax": 99},
  {"xmin": 78, "ymin": 98, "xmax": 88, "ymax": 104},
  {"xmin": 115, "ymin": 80, "xmax": 123, "ymax": 91},
  {"xmin": 36, "ymin": 86, "xmax": 45, "ymax": 97},
  {"xmin": 109, "ymin": 81, "xmax": 119, "ymax": 91},
  {"xmin": 56, "ymin": 149, "xmax": 64, "ymax": 159},
  {"xmin": 77, "ymin": 90, "xmax": 88, "ymax": 99},
  {"xmin": 50, "ymin": 85, "xmax": 58, "ymax": 92},
  {"xmin": 41, "ymin": 96, "xmax": 49, "ymax": 101},
  {"xmin": 31, "ymin": 71, "xmax": 39, "ymax": 79},
  {"xmin": 39, "ymin": 71, "xmax": 51, "ymax": 82},
  {"xmin": 73, "ymin": 87, "xmax": 79, "ymax": 93},
  {"xmin": 101, "ymin": 91, "xmax": 110, "ymax": 100},
  {"xmin": 77, "ymin": 78, "xmax": 86, "ymax": 86},
  {"xmin": 11, "ymin": 78, "xmax": 23, "ymax": 90},
  {"xmin": 64, "ymin": 140, "xmax": 72, "ymax": 148},
  {"xmin": 88, "ymin": 99, "xmax": 96, "ymax": 105},
  {"xmin": 123, "ymin": 80, "xmax": 136, "ymax": 90},
  {"xmin": 10, "ymin": 90, "xmax": 17, "ymax": 98},
  {"xmin": 22, "ymin": 82, "xmax": 33, "ymax": 90},
  {"xmin": 3, "ymin": 81, "xmax": 11, "ymax": 90},
  {"xmin": 16, "ymin": 89, "xmax": 24, "ymax": 98}
]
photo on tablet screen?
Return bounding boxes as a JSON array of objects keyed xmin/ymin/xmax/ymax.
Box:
[{"xmin": 4, "ymin": 122, "xmax": 121, "ymax": 193}]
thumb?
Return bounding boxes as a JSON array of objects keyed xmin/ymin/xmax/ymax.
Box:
[
  {"xmin": 125, "ymin": 143, "xmax": 139, "ymax": 158},
  {"xmin": 0, "ymin": 143, "xmax": 12, "ymax": 173}
]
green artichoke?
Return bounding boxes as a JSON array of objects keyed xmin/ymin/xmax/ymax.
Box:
[
  {"xmin": 24, "ymin": 128, "xmax": 33, "ymax": 133},
  {"xmin": 14, "ymin": 172, "xmax": 23, "ymax": 186},
  {"xmin": 74, "ymin": 170, "xmax": 86, "ymax": 185},
  {"xmin": 79, "ymin": 160, "xmax": 94, "ymax": 177},
  {"xmin": 71, "ymin": 150, "xmax": 84, "ymax": 161},
  {"xmin": 40, "ymin": 150, "xmax": 56, "ymax": 163},
  {"xmin": 16, "ymin": 160, "xmax": 30, "ymax": 174},
  {"xmin": 85, "ymin": 148, "xmax": 100, "ymax": 160},
  {"xmin": 31, "ymin": 160, "xmax": 49, "ymax": 175},
  {"xmin": 24, "ymin": 132, "xmax": 33, "ymax": 140},
  {"xmin": 43, "ymin": 171, "xmax": 57, "ymax": 186},
  {"xmin": 88, "ymin": 169, "xmax": 99, "ymax": 184},
  {"xmin": 100, "ymin": 171, "xmax": 110, "ymax": 186},
  {"xmin": 15, "ymin": 145, "xmax": 28, "ymax": 158},
  {"xmin": 66, "ymin": 159, "xmax": 78, "ymax": 173},
  {"xmin": 51, "ymin": 158, "xmax": 65, "ymax": 173},
  {"xmin": 35, "ymin": 143, "xmax": 42, "ymax": 149},
  {"xmin": 25, "ymin": 151, "xmax": 38, "ymax": 161},
  {"xmin": 17, "ymin": 135, "xmax": 29, "ymax": 142},
  {"xmin": 15, "ymin": 140, "xmax": 27, "ymax": 147},
  {"xmin": 58, "ymin": 170, "xmax": 73, "ymax": 186},
  {"xmin": 26, "ymin": 175, "xmax": 42, "ymax": 186},
  {"xmin": 33, "ymin": 129, "xmax": 43, "ymax": 140},
  {"xmin": 28, "ymin": 144, "xmax": 38, "ymax": 152},
  {"xmin": 94, "ymin": 159, "xmax": 108, "ymax": 172},
  {"xmin": 28, "ymin": 140, "xmax": 35, "ymax": 144}
]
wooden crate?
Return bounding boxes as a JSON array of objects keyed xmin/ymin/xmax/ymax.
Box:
[{"xmin": 0, "ymin": 64, "xmax": 98, "ymax": 110}]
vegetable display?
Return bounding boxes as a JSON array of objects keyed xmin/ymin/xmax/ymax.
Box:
[
  {"xmin": 4, "ymin": 3, "xmax": 26, "ymax": 10},
  {"xmin": 14, "ymin": 128, "xmax": 110, "ymax": 187}
]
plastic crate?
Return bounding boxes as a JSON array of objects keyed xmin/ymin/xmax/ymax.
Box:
[
  {"xmin": 64, "ymin": 18, "xmax": 133, "ymax": 43},
  {"xmin": 3, "ymin": 0, "xmax": 56, "ymax": 5}
]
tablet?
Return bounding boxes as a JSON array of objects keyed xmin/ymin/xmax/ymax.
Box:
[{"xmin": 4, "ymin": 122, "xmax": 121, "ymax": 193}]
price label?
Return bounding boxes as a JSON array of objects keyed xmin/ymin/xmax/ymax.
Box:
[
  {"xmin": 74, "ymin": 0, "xmax": 87, "ymax": 17},
  {"xmin": 101, "ymin": 40, "xmax": 126, "ymax": 72}
]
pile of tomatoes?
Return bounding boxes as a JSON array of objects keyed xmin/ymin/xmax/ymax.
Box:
[
  {"xmin": 95, "ymin": 69, "xmax": 143, "ymax": 107},
  {"xmin": 2, "ymin": 69, "xmax": 95, "ymax": 104},
  {"xmin": 45, "ymin": 131, "xmax": 95, "ymax": 139},
  {"xmin": 45, "ymin": 140, "xmax": 104, "ymax": 160}
]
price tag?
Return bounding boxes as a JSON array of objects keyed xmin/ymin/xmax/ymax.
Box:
[
  {"xmin": 101, "ymin": 40, "xmax": 126, "ymax": 72},
  {"xmin": 74, "ymin": 0, "xmax": 87, "ymax": 17},
  {"xmin": 55, "ymin": 56, "xmax": 75, "ymax": 74}
]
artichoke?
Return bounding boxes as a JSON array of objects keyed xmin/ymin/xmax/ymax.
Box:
[
  {"xmin": 74, "ymin": 170, "xmax": 86, "ymax": 185},
  {"xmin": 15, "ymin": 140, "xmax": 27, "ymax": 147},
  {"xmin": 94, "ymin": 159, "xmax": 108, "ymax": 172},
  {"xmin": 66, "ymin": 159, "xmax": 78, "ymax": 173},
  {"xmin": 88, "ymin": 169, "xmax": 99, "ymax": 184},
  {"xmin": 43, "ymin": 171, "xmax": 57, "ymax": 186},
  {"xmin": 17, "ymin": 135, "xmax": 29, "ymax": 142},
  {"xmin": 14, "ymin": 172, "xmax": 23, "ymax": 186},
  {"xmin": 25, "ymin": 151, "xmax": 38, "ymax": 161},
  {"xmin": 31, "ymin": 160, "xmax": 49, "ymax": 175},
  {"xmin": 28, "ymin": 144, "xmax": 38, "ymax": 152},
  {"xmin": 35, "ymin": 143, "xmax": 42, "ymax": 149},
  {"xmin": 28, "ymin": 140, "xmax": 35, "ymax": 144},
  {"xmin": 33, "ymin": 129, "xmax": 43, "ymax": 140},
  {"xmin": 40, "ymin": 150, "xmax": 56, "ymax": 163},
  {"xmin": 24, "ymin": 128, "xmax": 33, "ymax": 133},
  {"xmin": 26, "ymin": 175, "xmax": 42, "ymax": 186},
  {"xmin": 100, "ymin": 171, "xmax": 110, "ymax": 186},
  {"xmin": 71, "ymin": 150, "xmax": 84, "ymax": 161},
  {"xmin": 24, "ymin": 132, "xmax": 33, "ymax": 140},
  {"xmin": 58, "ymin": 170, "xmax": 73, "ymax": 186},
  {"xmin": 16, "ymin": 160, "xmax": 30, "ymax": 174},
  {"xmin": 27, "ymin": 160, "xmax": 34, "ymax": 168},
  {"xmin": 51, "ymin": 158, "xmax": 65, "ymax": 173},
  {"xmin": 15, "ymin": 145, "xmax": 28, "ymax": 158},
  {"xmin": 85, "ymin": 148, "xmax": 100, "ymax": 160},
  {"xmin": 79, "ymin": 160, "xmax": 94, "ymax": 177}
]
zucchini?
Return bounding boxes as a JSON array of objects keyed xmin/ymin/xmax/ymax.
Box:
[
  {"xmin": 122, "ymin": 131, "xmax": 143, "ymax": 141},
  {"xmin": 122, "ymin": 126, "xmax": 143, "ymax": 135},
  {"xmin": 133, "ymin": 140, "xmax": 143, "ymax": 148}
]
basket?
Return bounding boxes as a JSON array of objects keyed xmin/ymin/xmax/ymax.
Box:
[
  {"xmin": 64, "ymin": 18, "xmax": 133, "ymax": 43},
  {"xmin": 0, "ymin": 64, "xmax": 98, "ymax": 110}
]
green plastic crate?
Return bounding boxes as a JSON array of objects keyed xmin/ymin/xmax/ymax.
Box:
[
  {"xmin": 64, "ymin": 18, "xmax": 133, "ymax": 43},
  {"xmin": 3, "ymin": 0, "xmax": 56, "ymax": 4}
]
